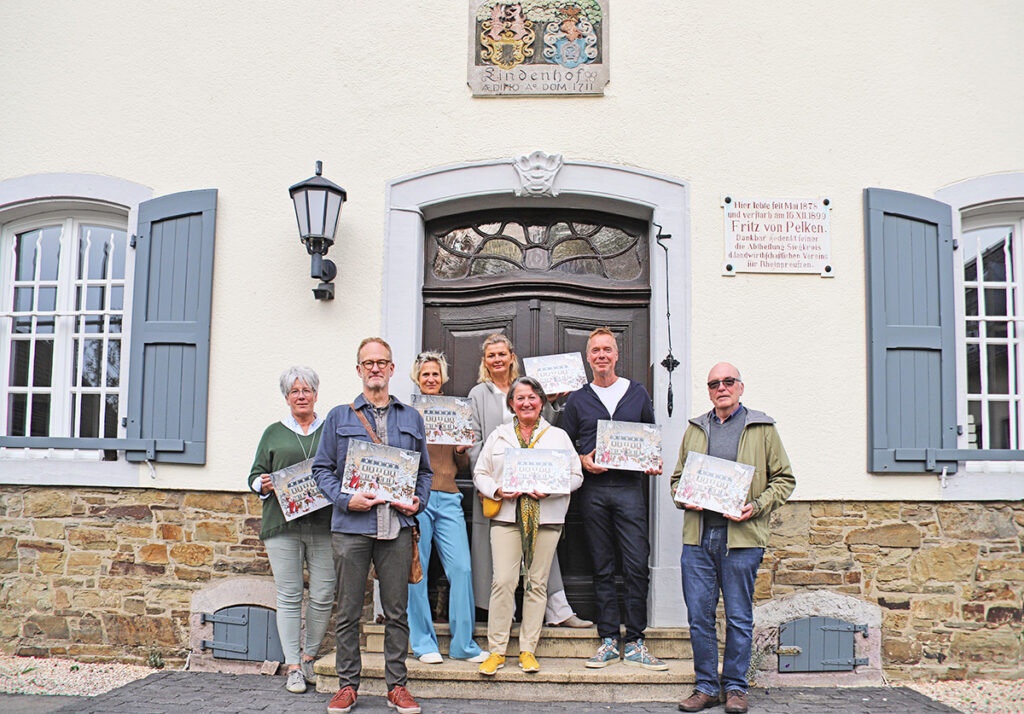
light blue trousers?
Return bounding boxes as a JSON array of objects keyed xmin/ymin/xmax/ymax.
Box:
[
  {"xmin": 263, "ymin": 521, "xmax": 336, "ymax": 665},
  {"xmin": 407, "ymin": 491, "xmax": 483, "ymax": 659}
]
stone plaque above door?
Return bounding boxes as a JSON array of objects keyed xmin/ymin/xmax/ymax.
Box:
[{"xmin": 469, "ymin": 1, "xmax": 609, "ymax": 97}]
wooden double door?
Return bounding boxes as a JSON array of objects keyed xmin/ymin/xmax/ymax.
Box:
[{"xmin": 422, "ymin": 296, "xmax": 651, "ymax": 620}]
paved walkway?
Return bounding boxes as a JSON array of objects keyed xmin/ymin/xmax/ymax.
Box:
[{"xmin": 2, "ymin": 671, "xmax": 963, "ymax": 713}]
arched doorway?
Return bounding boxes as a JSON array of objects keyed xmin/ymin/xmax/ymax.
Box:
[
  {"xmin": 382, "ymin": 154, "xmax": 690, "ymax": 627},
  {"xmin": 421, "ymin": 207, "xmax": 651, "ymax": 617}
]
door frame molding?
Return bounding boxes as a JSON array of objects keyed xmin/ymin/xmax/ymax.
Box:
[{"xmin": 382, "ymin": 155, "xmax": 690, "ymax": 626}]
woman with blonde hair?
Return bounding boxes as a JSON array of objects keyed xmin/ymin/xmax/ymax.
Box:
[
  {"xmin": 406, "ymin": 351, "xmax": 488, "ymax": 665},
  {"xmin": 467, "ymin": 333, "xmax": 591, "ymax": 628}
]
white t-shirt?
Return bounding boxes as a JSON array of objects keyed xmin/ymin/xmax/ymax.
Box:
[{"xmin": 591, "ymin": 377, "xmax": 630, "ymax": 418}]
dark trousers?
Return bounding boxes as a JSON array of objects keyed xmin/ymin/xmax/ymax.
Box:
[
  {"xmin": 579, "ymin": 480, "xmax": 650, "ymax": 642},
  {"xmin": 331, "ymin": 528, "xmax": 412, "ymax": 691}
]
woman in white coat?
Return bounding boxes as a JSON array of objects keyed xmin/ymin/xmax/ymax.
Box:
[{"xmin": 472, "ymin": 376, "xmax": 584, "ymax": 676}]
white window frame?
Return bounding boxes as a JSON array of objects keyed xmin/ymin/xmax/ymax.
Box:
[
  {"xmin": 0, "ymin": 173, "xmax": 151, "ymax": 485},
  {"xmin": 937, "ymin": 173, "xmax": 1024, "ymax": 499},
  {"xmin": 0, "ymin": 208, "xmax": 134, "ymax": 445}
]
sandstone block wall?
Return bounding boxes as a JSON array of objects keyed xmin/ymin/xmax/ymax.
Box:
[
  {"xmin": 2, "ymin": 486, "xmax": 1022, "ymax": 680},
  {"xmin": 0, "ymin": 486, "xmax": 268, "ymax": 665},
  {"xmin": 760, "ymin": 501, "xmax": 1024, "ymax": 680}
]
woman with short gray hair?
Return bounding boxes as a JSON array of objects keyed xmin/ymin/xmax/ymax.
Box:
[{"xmin": 248, "ymin": 366, "xmax": 335, "ymax": 694}]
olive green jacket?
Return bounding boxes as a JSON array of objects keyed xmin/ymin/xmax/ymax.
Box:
[{"xmin": 669, "ymin": 407, "xmax": 795, "ymax": 548}]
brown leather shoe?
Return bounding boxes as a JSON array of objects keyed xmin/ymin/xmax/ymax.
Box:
[
  {"xmin": 724, "ymin": 690, "xmax": 748, "ymax": 713},
  {"xmin": 678, "ymin": 689, "xmax": 720, "ymax": 711}
]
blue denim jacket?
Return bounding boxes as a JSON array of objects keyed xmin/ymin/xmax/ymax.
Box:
[{"xmin": 312, "ymin": 395, "xmax": 433, "ymax": 535}]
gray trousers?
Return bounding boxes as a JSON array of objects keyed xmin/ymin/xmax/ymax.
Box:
[{"xmin": 331, "ymin": 528, "xmax": 413, "ymax": 690}]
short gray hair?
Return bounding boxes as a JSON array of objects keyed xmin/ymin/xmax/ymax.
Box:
[
  {"xmin": 279, "ymin": 366, "xmax": 320, "ymax": 396},
  {"xmin": 505, "ymin": 375, "xmax": 547, "ymax": 410}
]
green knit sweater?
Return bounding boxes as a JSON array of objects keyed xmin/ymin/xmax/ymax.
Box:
[{"xmin": 248, "ymin": 421, "xmax": 331, "ymax": 541}]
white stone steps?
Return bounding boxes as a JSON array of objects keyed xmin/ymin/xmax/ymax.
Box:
[
  {"xmin": 364, "ymin": 623, "xmax": 692, "ymax": 660},
  {"xmin": 313, "ymin": 650, "xmax": 695, "ymax": 702}
]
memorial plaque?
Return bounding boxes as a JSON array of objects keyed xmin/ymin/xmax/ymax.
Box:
[
  {"xmin": 723, "ymin": 197, "xmax": 832, "ymax": 276},
  {"xmin": 469, "ymin": 0, "xmax": 609, "ymax": 97}
]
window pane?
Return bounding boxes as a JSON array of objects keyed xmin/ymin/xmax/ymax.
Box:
[
  {"xmin": 9, "ymin": 341, "xmax": 30, "ymax": 386},
  {"xmin": 982, "ymin": 242, "xmax": 1008, "ymax": 281},
  {"xmin": 7, "ymin": 393, "xmax": 27, "ymax": 436},
  {"xmin": 12, "ymin": 287, "xmax": 33, "ymax": 333},
  {"xmin": 79, "ymin": 225, "xmax": 126, "ymax": 280},
  {"xmin": 104, "ymin": 394, "xmax": 119, "ymax": 438},
  {"xmin": 988, "ymin": 401, "xmax": 1011, "ymax": 449},
  {"xmin": 30, "ymin": 394, "xmax": 50, "ymax": 437},
  {"xmin": 80, "ymin": 340, "xmax": 103, "ymax": 387},
  {"xmin": 14, "ymin": 226, "xmax": 62, "ymax": 282},
  {"xmin": 604, "ymin": 252, "xmax": 643, "ymax": 280},
  {"xmin": 35, "ymin": 315, "xmax": 55, "ymax": 334},
  {"xmin": 106, "ymin": 340, "xmax": 120, "ymax": 387},
  {"xmin": 109, "ymin": 286, "xmax": 124, "ymax": 311},
  {"xmin": 79, "ymin": 393, "xmax": 100, "ymax": 438},
  {"xmin": 963, "ymin": 226, "xmax": 1012, "ymax": 279},
  {"xmin": 37, "ymin": 286, "xmax": 56, "ymax": 312},
  {"xmin": 967, "ymin": 401, "xmax": 982, "ymax": 448},
  {"xmin": 32, "ymin": 340, "xmax": 53, "ymax": 387},
  {"xmin": 966, "ymin": 320, "xmax": 979, "ymax": 338},
  {"xmin": 966, "ymin": 342, "xmax": 980, "ymax": 394},
  {"xmin": 965, "ymin": 287, "xmax": 978, "ymax": 316},
  {"xmin": 987, "ymin": 344, "xmax": 1010, "ymax": 394},
  {"xmin": 109, "ymin": 315, "xmax": 122, "ymax": 334}
]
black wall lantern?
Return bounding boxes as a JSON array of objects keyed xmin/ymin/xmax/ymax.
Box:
[{"xmin": 289, "ymin": 160, "xmax": 346, "ymax": 300}]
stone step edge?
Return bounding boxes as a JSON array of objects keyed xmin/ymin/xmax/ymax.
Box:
[
  {"xmin": 315, "ymin": 651, "xmax": 694, "ymax": 684},
  {"xmin": 363, "ymin": 623, "xmax": 691, "ymax": 640}
]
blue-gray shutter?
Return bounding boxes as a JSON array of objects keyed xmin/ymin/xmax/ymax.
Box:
[
  {"xmin": 864, "ymin": 188, "xmax": 957, "ymax": 473},
  {"xmin": 125, "ymin": 189, "xmax": 217, "ymax": 464}
]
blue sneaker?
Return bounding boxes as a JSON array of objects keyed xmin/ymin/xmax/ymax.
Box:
[
  {"xmin": 585, "ymin": 637, "xmax": 620, "ymax": 668},
  {"xmin": 622, "ymin": 638, "xmax": 668, "ymax": 670}
]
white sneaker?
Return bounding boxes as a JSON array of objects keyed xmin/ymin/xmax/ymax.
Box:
[
  {"xmin": 466, "ymin": 651, "xmax": 490, "ymax": 663},
  {"xmin": 285, "ymin": 668, "xmax": 307, "ymax": 693},
  {"xmin": 418, "ymin": 651, "xmax": 443, "ymax": 664}
]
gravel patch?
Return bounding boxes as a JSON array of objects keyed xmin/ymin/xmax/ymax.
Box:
[
  {"xmin": 905, "ymin": 680, "xmax": 1024, "ymax": 714},
  {"xmin": 0, "ymin": 655, "xmax": 155, "ymax": 696}
]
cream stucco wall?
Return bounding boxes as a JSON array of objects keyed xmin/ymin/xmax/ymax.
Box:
[{"xmin": 1, "ymin": 1, "xmax": 1022, "ymax": 499}]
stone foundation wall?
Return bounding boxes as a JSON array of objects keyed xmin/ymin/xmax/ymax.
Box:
[
  {"xmin": 2, "ymin": 486, "xmax": 1022, "ymax": 679},
  {"xmin": 761, "ymin": 501, "xmax": 1024, "ymax": 681},
  {"xmin": 0, "ymin": 486, "xmax": 269, "ymax": 665}
]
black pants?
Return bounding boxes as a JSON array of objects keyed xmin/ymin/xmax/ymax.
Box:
[{"xmin": 579, "ymin": 480, "xmax": 650, "ymax": 642}]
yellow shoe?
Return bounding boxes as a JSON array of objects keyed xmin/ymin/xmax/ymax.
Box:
[
  {"xmin": 518, "ymin": 651, "xmax": 540, "ymax": 673},
  {"xmin": 478, "ymin": 653, "xmax": 505, "ymax": 676}
]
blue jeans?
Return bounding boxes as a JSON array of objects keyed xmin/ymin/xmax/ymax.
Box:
[
  {"xmin": 407, "ymin": 491, "xmax": 483, "ymax": 659},
  {"xmin": 681, "ymin": 526, "xmax": 763, "ymax": 696}
]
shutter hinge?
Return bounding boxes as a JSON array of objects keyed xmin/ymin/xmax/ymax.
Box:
[
  {"xmin": 821, "ymin": 622, "xmax": 869, "ymax": 637},
  {"xmin": 952, "ymin": 238, "xmax": 959, "ymax": 250},
  {"xmin": 822, "ymin": 657, "xmax": 869, "ymax": 666},
  {"xmin": 957, "ymin": 424, "xmax": 963, "ymax": 435},
  {"xmin": 130, "ymin": 234, "xmax": 138, "ymax": 248},
  {"xmin": 201, "ymin": 611, "xmax": 248, "ymax": 626},
  {"xmin": 121, "ymin": 417, "xmax": 128, "ymax": 428},
  {"xmin": 776, "ymin": 645, "xmax": 802, "ymax": 656}
]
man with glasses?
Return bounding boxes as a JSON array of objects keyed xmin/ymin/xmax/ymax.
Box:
[
  {"xmin": 561, "ymin": 328, "xmax": 667, "ymax": 671},
  {"xmin": 670, "ymin": 363, "xmax": 794, "ymax": 714},
  {"xmin": 314, "ymin": 337, "xmax": 432, "ymax": 714}
]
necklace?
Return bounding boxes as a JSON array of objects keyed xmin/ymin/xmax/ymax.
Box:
[{"xmin": 294, "ymin": 428, "xmax": 319, "ymax": 461}]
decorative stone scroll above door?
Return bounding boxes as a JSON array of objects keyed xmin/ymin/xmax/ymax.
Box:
[{"xmin": 468, "ymin": 1, "xmax": 609, "ymax": 97}]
